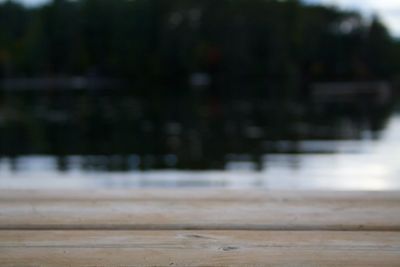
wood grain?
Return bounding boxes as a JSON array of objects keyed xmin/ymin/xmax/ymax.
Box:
[
  {"xmin": 2, "ymin": 189, "xmax": 400, "ymax": 201},
  {"xmin": 0, "ymin": 190, "xmax": 399, "ymax": 231},
  {"xmin": 1, "ymin": 230, "xmax": 400, "ymax": 267},
  {"xmin": 1, "ymin": 190, "xmax": 399, "ymax": 266}
]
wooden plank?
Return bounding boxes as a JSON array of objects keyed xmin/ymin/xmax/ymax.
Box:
[
  {"xmin": 2, "ymin": 189, "xmax": 400, "ymax": 201},
  {"xmin": 0, "ymin": 190, "xmax": 399, "ymax": 231},
  {"xmin": 0, "ymin": 231, "xmax": 399, "ymax": 267}
]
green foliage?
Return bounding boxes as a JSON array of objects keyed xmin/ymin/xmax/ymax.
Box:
[{"xmin": 0, "ymin": 0, "xmax": 398, "ymax": 88}]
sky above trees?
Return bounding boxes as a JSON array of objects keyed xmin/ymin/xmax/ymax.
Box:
[
  {"xmin": 1, "ymin": 0, "xmax": 400, "ymax": 37},
  {"xmin": 305, "ymin": 0, "xmax": 400, "ymax": 37}
]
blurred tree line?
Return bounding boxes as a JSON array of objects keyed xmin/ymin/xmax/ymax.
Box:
[
  {"xmin": 0, "ymin": 0, "xmax": 399, "ymax": 97},
  {"xmin": 0, "ymin": 0, "xmax": 398, "ymax": 168}
]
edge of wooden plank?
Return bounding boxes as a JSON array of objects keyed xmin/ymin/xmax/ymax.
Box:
[
  {"xmin": 1, "ymin": 231, "xmax": 399, "ymax": 267},
  {"xmin": 1, "ymin": 224, "xmax": 400, "ymax": 231},
  {"xmin": 1, "ymin": 189, "xmax": 400, "ymax": 201}
]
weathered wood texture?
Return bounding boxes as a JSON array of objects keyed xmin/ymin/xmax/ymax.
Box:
[
  {"xmin": 1, "ymin": 190, "xmax": 399, "ymax": 231},
  {"xmin": 0, "ymin": 190, "xmax": 399, "ymax": 266},
  {"xmin": 1, "ymin": 231, "xmax": 400, "ymax": 267}
]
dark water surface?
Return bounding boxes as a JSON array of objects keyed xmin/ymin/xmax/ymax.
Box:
[{"xmin": 0, "ymin": 88, "xmax": 398, "ymax": 190}]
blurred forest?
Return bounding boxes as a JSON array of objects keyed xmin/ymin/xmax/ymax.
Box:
[
  {"xmin": 1, "ymin": 0, "xmax": 400, "ymax": 94},
  {"xmin": 0, "ymin": 0, "xmax": 399, "ymax": 170}
]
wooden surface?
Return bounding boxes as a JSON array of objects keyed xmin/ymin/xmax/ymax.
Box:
[{"xmin": 1, "ymin": 190, "xmax": 400, "ymax": 266}]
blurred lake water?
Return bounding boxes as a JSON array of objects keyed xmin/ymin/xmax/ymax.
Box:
[{"xmin": 0, "ymin": 87, "xmax": 398, "ymax": 190}]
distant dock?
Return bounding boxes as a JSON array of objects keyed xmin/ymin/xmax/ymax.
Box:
[{"xmin": 311, "ymin": 81, "xmax": 392, "ymax": 105}]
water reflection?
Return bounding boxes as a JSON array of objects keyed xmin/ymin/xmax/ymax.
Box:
[{"xmin": 0, "ymin": 87, "xmax": 398, "ymax": 190}]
